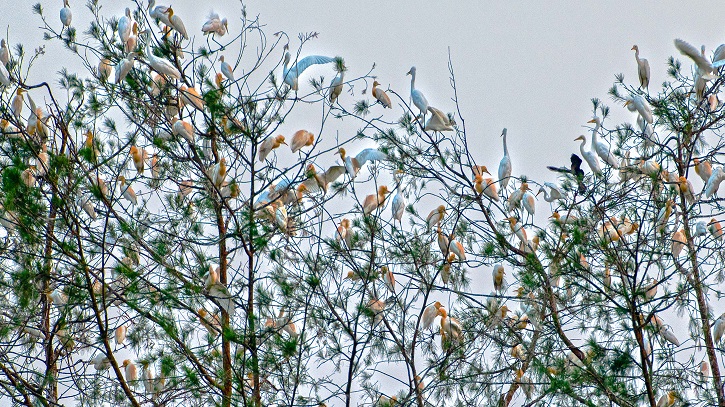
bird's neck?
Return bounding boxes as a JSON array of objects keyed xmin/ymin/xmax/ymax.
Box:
[
  {"xmin": 502, "ymin": 133, "xmax": 508, "ymax": 155},
  {"xmin": 410, "ymin": 73, "xmax": 416, "ymax": 92}
]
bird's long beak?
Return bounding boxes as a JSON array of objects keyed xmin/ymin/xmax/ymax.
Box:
[
  {"xmin": 587, "ymin": 119, "xmax": 596, "ymax": 123},
  {"xmin": 631, "ymin": 46, "xmax": 636, "ymax": 51},
  {"xmin": 624, "ymin": 100, "xmax": 631, "ymax": 107},
  {"xmin": 280, "ymin": 140, "xmax": 288, "ymax": 145},
  {"xmin": 406, "ymin": 70, "xmax": 412, "ymax": 75},
  {"xmin": 536, "ymin": 190, "xmax": 542, "ymax": 197}
]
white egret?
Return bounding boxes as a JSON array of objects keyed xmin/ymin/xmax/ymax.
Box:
[
  {"xmin": 219, "ymin": 56, "xmax": 234, "ymax": 81},
  {"xmin": 202, "ymin": 12, "xmax": 228, "ymax": 37},
  {"xmin": 118, "ymin": 8, "xmax": 135, "ymax": 45},
  {"xmin": 130, "ymin": 146, "xmax": 144, "ymax": 174},
  {"xmin": 422, "ymin": 302, "xmax": 443, "ymax": 330},
  {"xmin": 115, "ymin": 52, "xmax": 137, "ymax": 84},
  {"xmin": 172, "ymin": 118, "xmax": 194, "ymax": 143},
  {"xmin": 60, "ymin": 0, "xmax": 72, "ymax": 27},
  {"xmin": 148, "ymin": 0, "xmax": 171, "ymax": 26},
  {"xmin": 705, "ymin": 167, "xmax": 725, "ymax": 198},
  {"xmin": 372, "ymin": 81, "xmax": 392, "ymax": 108},
  {"xmin": 336, "ymin": 147, "xmax": 387, "ymax": 178},
  {"xmin": 498, "ymin": 128, "xmax": 512, "ymax": 189},
  {"xmin": 671, "ymin": 229, "xmax": 686, "ymax": 258},
  {"xmin": 507, "ymin": 182, "xmax": 531, "ymax": 211},
  {"xmin": 209, "ymin": 158, "xmax": 226, "ymax": 188},
  {"xmin": 493, "ymin": 264, "xmax": 505, "ymax": 293},
  {"xmin": 406, "ymin": 66, "xmax": 429, "ymax": 118},
  {"xmin": 655, "ymin": 200, "xmax": 674, "ymax": 233},
  {"xmin": 282, "ymin": 51, "xmax": 334, "ymax": 91},
  {"xmin": 163, "ymin": 7, "xmax": 188, "ymax": 39},
  {"xmin": 0, "ymin": 63, "xmax": 10, "ymax": 86},
  {"xmin": 424, "ymin": 106, "xmax": 454, "ymax": 132},
  {"xmin": 537, "ymin": 182, "xmax": 564, "ymax": 202},
  {"xmin": 474, "ymin": 174, "xmax": 499, "ymax": 202},
  {"xmin": 624, "ymin": 95, "xmax": 653, "ymax": 124},
  {"xmin": 522, "ymin": 190, "xmax": 535, "ymax": 216},
  {"xmin": 302, "ymin": 164, "xmax": 346, "ymax": 194},
  {"xmin": 708, "ymin": 218, "xmax": 723, "ymax": 240},
  {"xmin": 631, "ymin": 45, "xmax": 649, "ymax": 89},
  {"xmin": 329, "ymin": 64, "xmax": 345, "ymax": 103},
  {"xmin": 427, "ymin": 205, "xmax": 446, "ymax": 228},
  {"xmin": 143, "ymin": 34, "xmax": 181, "ymax": 79},
  {"xmin": 118, "ymin": 176, "xmax": 137, "ymax": 205},
  {"xmin": 122, "ymin": 360, "xmax": 138, "ymax": 382},
  {"xmin": 391, "ymin": 187, "xmax": 406, "ymax": 222},
  {"xmin": 588, "ymin": 117, "xmax": 618, "ymax": 168},
  {"xmin": 574, "ymin": 135, "xmax": 602, "ymax": 175},
  {"xmin": 714, "ymin": 313, "xmax": 725, "ymax": 343},
  {"xmin": 674, "ymin": 39, "xmax": 717, "ymax": 79},
  {"xmin": 11, "ymin": 88, "xmax": 25, "ymax": 119},
  {"xmin": 0, "ymin": 39, "xmax": 9, "ymax": 66}
]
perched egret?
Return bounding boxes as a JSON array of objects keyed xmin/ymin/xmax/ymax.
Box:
[
  {"xmin": 118, "ymin": 8, "xmax": 135, "ymax": 45},
  {"xmin": 329, "ymin": 63, "xmax": 345, "ymax": 103},
  {"xmin": 336, "ymin": 147, "xmax": 387, "ymax": 178},
  {"xmin": 406, "ymin": 66, "xmax": 429, "ymax": 118},
  {"xmin": 424, "ymin": 106, "xmax": 454, "ymax": 132},
  {"xmin": 625, "ymin": 95, "xmax": 653, "ymax": 124},
  {"xmin": 671, "ymin": 229, "xmax": 686, "ymax": 258},
  {"xmin": 574, "ymin": 135, "xmax": 602, "ymax": 176},
  {"xmin": 507, "ymin": 182, "xmax": 530, "ymax": 211},
  {"xmin": 219, "ymin": 56, "xmax": 234, "ymax": 81},
  {"xmin": 474, "ymin": 174, "xmax": 499, "ymax": 202},
  {"xmin": 143, "ymin": 34, "xmax": 181, "ymax": 79},
  {"xmin": 714, "ymin": 313, "xmax": 725, "ymax": 343},
  {"xmin": 60, "ymin": 0, "xmax": 72, "ymax": 27},
  {"xmin": 498, "ymin": 128, "xmax": 512, "ymax": 190},
  {"xmin": 258, "ymin": 135, "xmax": 286, "ymax": 162},
  {"xmin": 655, "ymin": 200, "xmax": 674, "ymax": 233},
  {"xmin": 694, "ymin": 158, "xmax": 712, "ymax": 183},
  {"xmin": 202, "ymin": 12, "xmax": 228, "ymax": 37},
  {"xmin": 115, "ymin": 52, "xmax": 137, "ymax": 84},
  {"xmin": 631, "ymin": 45, "xmax": 649, "ymax": 89},
  {"xmin": 92, "ymin": 354, "xmax": 111, "ymax": 371},
  {"xmin": 362, "ymin": 185, "xmax": 389, "ymax": 214},
  {"xmin": 163, "ymin": 7, "xmax": 188, "ymax": 39},
  {"xmin": 437, "ymin": 307, "xmax": 463, "ymax": 347},
  {"xmin": 0, "ymin": 39, "xmax": 9, "ymax": 66},
  {"xmin": 550, "ymin": 211, "xmax": 577, "ymax": 225},
  {"xmin": 507, "ymin": 217, "xmax": 527, "ymax": 244},
  {"xmin": 209, "ymin": 158, "xmax": 226, "ymax": 188},
  {"xmin": 130, "ymin": 146, "xmax": 144, "ymax": 174},
  {"xmin": 148, "ymin": 0, "xmax": 171, "ymax": 26},
  {"xmin": 391, "ymin": 181, "xmax": 406, "ymax": 222},
  {"xmin": 115, "ymin": 325, "xmax": 127, "ymax": 345},
  {"xmin": 427, "ymin": 205, "xmax": 447, "ymax": 229},
  {"xmin": 677, "ymin": 176, "xmax": 695, "ymax": 205},
  {"xmin": 118, "ymin": 176, "xmax": 138, "ymax": 205},
  {"xmin": 290, "ymin": 130, "xmax": 314, "ymax": 153},
  {"xmin": 0, "ymin": 60, "xmax": 8, "ymax": 85},
  {"xmin": 336, "ymin": 218, "xmax": 352, "ymax": 247},
  {"xmin": 98, "ymin": 58, "xmax": 112, "ymax": 81},
  {"xmin": 522, "ymin": 190, "xmax": 535, "ymax": 216},
  {"xmin": 171, "ymin": 118, "xmax": 194, "ymax": 143},
  {"xmin": 708, "ymin": 218, "xmax": 723, "ymax": 241},
  {"xmin": 587, "ymin": 117, "xmax": 618, "ymax": 168},
  {"xmin": 705, "ymin": 167, "xmax": 725, "ymax": 198},
  {"xmin": 537, "ymin": 182, "xmax": 564, "ymax": 202},
  {"xmin": 372, "ymin": 81, "xmax": 392, "ymax": 108},
  {"xmin": 493, "ymin": 264, "xmax": 505, "ymax": 293},
  {"xmin": 179, "ymin": 85, "xmax": 204, "ymax": 111},
  {"xmin": 282, "ymin": 51, "xmax": 334, "ymax": 91}
]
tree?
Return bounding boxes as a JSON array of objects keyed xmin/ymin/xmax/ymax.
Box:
[{"xmin": 1, "ymin": 2, "xmax": 725, "ymax": 407}]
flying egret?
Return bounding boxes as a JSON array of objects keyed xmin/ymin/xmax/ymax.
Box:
[
  {"xmin": 290, "ymin": 130, "xmax": 314, "ymax": 153},
  {"xmin": 574, "ymin": 135, "xmax": 602, "ymax": 176},
  {"xmin": 202, "ymin": 12, "xmax": 228, "ymax": 37},
  {"xmin": 282, "ymin": 51, "xmax": 334, "ymax": 91},
  {"xmin": 424, "ymin": 106, "xmax": 454, "ymax": 132},
  {"xmin": 60, "ymin": 0, "xmax": 72, "ymax": 27},
  {"xmin": 498, "ymin": 128, "xmax": 512, "ymax": 189},
  {"xmin": 302, "ymin": 164, "xmax": 346, "ymax": 194},
  {"xmin": 674, "ymin": 39, "xmax": 717, "ymax": 78},
  {"xmin": 258, "ymin": 135, "xmax": 286, "ymax": 161},
  {"xmin": 163, "ymin": 7, "xmax": 188, "ymax": 39},
  {"xmin": 631, "ymin": 45, "xmax": 649, "ymax": 89},
  {"xmin": 372, "ymin": 80, "xmax": 392, "ymax": 108},
  {"xmin": 336, "ymin": 147, "xmax": 387, "ymax": 178},
  {"xmin": 406, "ymin": 66, "xmax": 429, "ymax": 118},
  {"xmin": 587, "ymin": 117, "xmax": 618, "ymax": 168},
  {"xmin": 362, "ymin": 185, "xmax": 390, "ymax": 214}
]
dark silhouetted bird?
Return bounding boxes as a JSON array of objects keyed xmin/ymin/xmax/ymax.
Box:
[{"xmin": 547, "ymin": 154, "xmax": 586, "ymax": 193}]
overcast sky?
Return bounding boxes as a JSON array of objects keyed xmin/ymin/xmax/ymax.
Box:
[{"xmin": 7, "ymin": 1, "xmax": 725, "ymax": 177}]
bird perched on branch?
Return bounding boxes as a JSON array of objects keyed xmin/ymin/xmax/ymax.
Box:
[{"xmin": 547, "ymin": 154, "xmax": 586, "ymax": 193}]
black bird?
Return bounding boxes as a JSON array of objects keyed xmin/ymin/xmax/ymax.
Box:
[{"xmin": 547, "ymin": 154, "xmax": 586, "ymax": 193}]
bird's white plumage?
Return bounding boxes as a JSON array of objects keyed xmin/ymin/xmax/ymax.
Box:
[
  {"xmin": 144, "ymin": 38, "xmax": 181, "ymax": 79},
  {"xmin": 407, "ymin": 66, "xmax": 429, "ymax": 116},
  {"xmin": 60, "ymin": 0, "xmax": 72, "ymax": 27},
  {"xmin": 148, "ymin": 0, "xmax": 171, "ymax": 26},
  {"xmin": 283, "ymin": 52, "xmax": 334, "ymax": 90},
  {"xmin": 202, "ymin": 13, "xmax": 227, "ymax": 36},
  {"xmin": 675, "ymin": 39, "xmax": 714, "ymax": 74},
  {"xmin": 626, "ymin": 95, "xmax": 653, "ymax": 124},
  {"xmin": 576, "ymin": 135, "xmax": 602, "ymax": 175},
  {"xmin": 589, "ymin": 117, "xmax": 618, "ymax": 168},
  {"xmin": 424, "ymin": 106, "xmax": 454, "ymax": 132},
  {"xmin": 115, "ymin": 52, "xmax": 136, "ymax": 84},
  {"xmin": 499, "ymin": 128, "xmax": 512, "ymax": 190},
  {"xmin": 0, "ymin": 63, "xmax": 10, "ymax": 86},
  {"xmin": 118, "ymin": 8, "xmax": 134, "ymax": 44},
  {"xmin": 391, "ymin": 190, "xmax": 405, "ymax": 222}
]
